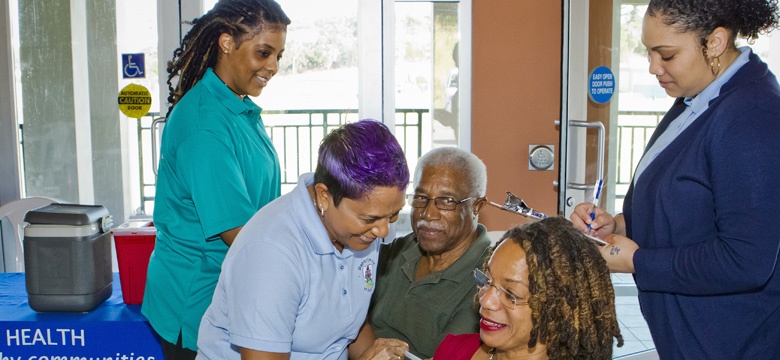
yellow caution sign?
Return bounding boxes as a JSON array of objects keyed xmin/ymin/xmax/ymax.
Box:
[{"xmin": 118, "ymin": 83, "xmax": 152, "ymax": 118}]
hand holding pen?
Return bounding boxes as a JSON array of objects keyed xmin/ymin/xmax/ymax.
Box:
[{"xmin": 586, "ymin": 179, "xmax": 603, "ymax": 236}]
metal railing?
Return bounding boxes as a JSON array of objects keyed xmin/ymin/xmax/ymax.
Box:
[
  {"xmin": 613, "ymin": 110, "xmax": 665, "ymax": 204},
  {"xmin": 133, "ymin": 109, "xmax": 427, "ymax": 214},
  {"xmin": 16, "ymin": 108, "xmax": 662, "ymax": 215},
  {"xmin": 132, "ymin": 109, "xmax": 665, "ymax": 214}
]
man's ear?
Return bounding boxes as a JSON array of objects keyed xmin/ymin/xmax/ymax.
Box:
[{"xmin": 473, "ymin": 197, "xmax": 487, "ymax": 216}]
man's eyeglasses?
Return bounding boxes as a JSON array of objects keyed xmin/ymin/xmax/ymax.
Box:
[
  {"xmin": 473, "ymin": 268, "xmax": 527, "ymax": 310},
  {"xmin": 407, "ymin": 194, "xmax": 474, "ymax": 211}
]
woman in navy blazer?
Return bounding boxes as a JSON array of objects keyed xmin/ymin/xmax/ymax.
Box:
[{"xmin": 571, "ymin": 0, "xmax": 780, "ymax": 358}]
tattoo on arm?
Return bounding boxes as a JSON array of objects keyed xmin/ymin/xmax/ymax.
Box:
[{"xmin": 609, "ymin": 246, "xmax": 621, "ymax": 255}]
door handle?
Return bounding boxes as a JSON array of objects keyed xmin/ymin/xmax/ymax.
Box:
[
  {"xmin": 554, "ymin": 119, "xmax": 604, "ymax": 191},
  {"xmin": 151, "ymin": 117, "xmax": 166, "ymax": 176}
]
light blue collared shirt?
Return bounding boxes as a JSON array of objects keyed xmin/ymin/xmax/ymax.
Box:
[
  {"xmin": 633, "ymin": 47, "xmax": 751, "ymax": 184},
  {"xmin": 197, "ymin": 173, "xmax": 380, "ymax": 360}
]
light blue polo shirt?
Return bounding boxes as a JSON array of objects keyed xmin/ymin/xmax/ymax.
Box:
[
  {"xmin": 143, "ymin": 68, "xmax": 281, "ymax": 350},
  {"xmin": 197, "ymin": 173, "xmax": 380, "ymax": 360}
]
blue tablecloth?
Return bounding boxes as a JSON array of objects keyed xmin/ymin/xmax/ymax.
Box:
[{"xmin": 0, "ymin": 272, "xmax": 164, "ymax": 359}]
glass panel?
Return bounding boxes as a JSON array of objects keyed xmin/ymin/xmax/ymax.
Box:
[
  {"xmin": 395, "ymin": 1, "xmax": 460, "ymax": 155},
  {"xmin": 562, "ymin": 1, "xmax": 659, "ymax": 356},
  {"xmin": 10, "ymin": 0, "xmax": 159, "ymax": 221},
  {"xmin": 613, "ymin": 4, "xmax": 658, "ymax": 357},
  {"xmin": 117, "ymin": 0, "xmax": 160, "ymax": 215},
  {"xmin": 615, "ymin": 4, "xmax": 672, "ymax": 212},
  {"xmin": 259, "ymin": 0, "xmax": 359, "ymax": 195},
  {"xmin": 155, "ymin": 0, "xmax": 360, "ymax": 199},
  {"xmin": 394, "ymin": 1, "xmax": 460, "ymax": 235}
]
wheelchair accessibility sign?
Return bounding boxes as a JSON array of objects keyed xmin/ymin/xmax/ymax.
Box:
[{"xmin": 122, "ymin": 53, "xmax": 145, "ymax": 79}]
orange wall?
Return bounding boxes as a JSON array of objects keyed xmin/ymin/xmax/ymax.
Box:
[{"xmin": 471, "ymin": 1, "xmax": 563, "ymax": 232}]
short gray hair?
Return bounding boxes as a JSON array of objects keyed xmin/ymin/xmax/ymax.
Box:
[{"xmin": 413, "ymin": 147, "xmax": 487, "ymax": 197}]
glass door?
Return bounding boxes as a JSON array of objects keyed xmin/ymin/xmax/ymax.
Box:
[
  {"xmin": 391, "ymin": 0, "xmax": 468, "ymax": 234},
  {"xmin": 559, "ymin": 0, "xmax": 663, "ymax": 357},
  {"xmin": 560, "ymin": 0, "xmax": 691, "ymax": 220}
]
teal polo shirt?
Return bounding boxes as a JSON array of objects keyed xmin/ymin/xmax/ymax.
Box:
[
  {"xmin": 142, "ymin": 68, "xmax": 281, "ymax": 350},
  {"xmin": 369, "ymin": 225, "xmax": 492, "ymax": 358}
]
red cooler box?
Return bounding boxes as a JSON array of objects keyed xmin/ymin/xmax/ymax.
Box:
[{"xmin": 112, "ymin": 219, "xmax": 156, "ymax": 304}]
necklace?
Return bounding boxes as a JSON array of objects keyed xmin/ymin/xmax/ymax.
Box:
[
  {"xmin": 214, "ymin": 73, "xmax": 245, "ymax": 99},
  {"xmin": 224, "ymin": 82, "xmax": 244, "ymax": 99},
  {"xmin": 489, "ymin": 347, "xmax": 495, "ymax": 360}
]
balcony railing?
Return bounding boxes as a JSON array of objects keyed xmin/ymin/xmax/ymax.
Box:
[
  {"xmin": 613, "ymin": 110, "xmax": 665, "ymax": 209},
  {"xmin": 126, "ymin": 108, "xmax": 666, "ymax": 214},
  {"xmin": 15, "ymin": 108, "xmax": 664, "ymax": 215},
  {"xmin": 132, "ymin": 109, "xmax": 427, "ymax": 214}
]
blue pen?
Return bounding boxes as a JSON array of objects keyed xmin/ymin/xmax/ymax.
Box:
[{"xmin": 586, "ymin": 179, "xmax": 603, "ymax": 235}]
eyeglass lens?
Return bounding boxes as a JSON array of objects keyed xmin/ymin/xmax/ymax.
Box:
[
  {"xmin": 473, "ymin": 268, "xmax": 518, "ymax": 309},
  {"xmin": 408, "ymin": 195, "xmax": 465, "ymax": 211}
]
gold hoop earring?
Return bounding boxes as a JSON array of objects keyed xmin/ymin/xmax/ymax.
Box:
[{"xmin": 709, "ymin": 56, "xmax": 722, "ymax": 77}]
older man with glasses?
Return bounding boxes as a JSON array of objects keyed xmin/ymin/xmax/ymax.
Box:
[{"xmin": 367, "ymin": 147, "xmax": 492, "ymax": 359}]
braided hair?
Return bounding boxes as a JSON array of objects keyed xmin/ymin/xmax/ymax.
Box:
[
  {"xmin": 165, "ymin": 0, "xmax": 290, "ymax": 117},
  {"xmin": 489, "ymin": 217, "xmax": 623, "ymax": 359}
]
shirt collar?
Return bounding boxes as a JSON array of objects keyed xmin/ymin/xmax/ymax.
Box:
[
  {"xmin": 402, "ymin": 224, "xmax": 491, "ymax": 283},
  {"xmin": 293, "ymin": 173, "xmax": 374, "ymax": 259},
  {"xmin": 201, "ymin": 68, "xmax": 261, "ymax": 116}
]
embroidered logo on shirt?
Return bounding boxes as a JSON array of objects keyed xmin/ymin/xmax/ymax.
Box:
[
  {"xmin": 364, "ymin": 265, "xmax": 374, "ymax": 289},
  {"xmin": 358, "ymin": 259, "xmax": 376, "ymax": 292}
]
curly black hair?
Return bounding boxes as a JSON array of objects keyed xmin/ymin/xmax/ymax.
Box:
[
  {"xmin": 165, "ymin": 0, "xmax": 291, "ymax": 117},
  {"xmin": 647, "ymin": 0, "xmax": 780, "ymax": 48},
  {"xmin": 487, "ymin": 217, "xmax": 623, "ymax": 359}
]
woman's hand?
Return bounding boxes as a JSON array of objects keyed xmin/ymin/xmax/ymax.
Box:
[
  {"xmin": 356, "ymin": 338, "xmax": 409, "ymax": 360},
  {"xmin": 570, "ymin": 202, "xmax": 620, "ymax": 239},
  {"xmin": 600, "ymin": 234, "xmax": 639, "ymax": 273}
]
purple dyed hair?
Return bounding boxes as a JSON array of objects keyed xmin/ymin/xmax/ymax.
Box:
[{"xmin": 314, "ymin": 119, "xmax": 410, "ymax": 206}]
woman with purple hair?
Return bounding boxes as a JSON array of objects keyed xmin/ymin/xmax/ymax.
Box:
[{"xmin": 197, "ymin": 119, "xmax": 412, "ymax": 360}]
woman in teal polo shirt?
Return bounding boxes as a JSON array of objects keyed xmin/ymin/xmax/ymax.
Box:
[{"xmin": 141, "ymin": 1, "xmax": 290, "ymax": 359}]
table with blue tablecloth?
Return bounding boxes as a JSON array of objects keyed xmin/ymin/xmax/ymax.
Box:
[{"xmin": 0, "ymin": 273, "xmax": 163, "ymax": 359}]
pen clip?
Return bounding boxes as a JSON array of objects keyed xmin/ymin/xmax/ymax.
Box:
[{"xmin": 497, "ymin": 192, "xmax": 549, "ymax": 220}]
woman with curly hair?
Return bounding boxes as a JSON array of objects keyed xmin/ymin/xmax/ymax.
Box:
[
  {"xmin": 142, "ymin": 1, "xmax": 290, "ymax": 359},
  {"xmin": 433, "ymin": 217, "xmax": 623, "ymax": 359},
  {"xmin": 571, "ymin": 0, "xmax": 780, "ymax": 358}
]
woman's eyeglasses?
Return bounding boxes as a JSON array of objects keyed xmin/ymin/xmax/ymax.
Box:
[
  {"xmin": 473, "ymin": 268, "xmax": 527, "ymax": 310},
  {"xmin": 407, "ymin": 194, "xmax": 474, "ymax": 211}
]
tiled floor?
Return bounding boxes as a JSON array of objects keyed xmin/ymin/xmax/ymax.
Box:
[{"xmin": 612, "ymin": 274, "xmax": 658, "ymax": 358}]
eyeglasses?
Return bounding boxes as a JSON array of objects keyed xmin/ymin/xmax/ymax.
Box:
[
  {"xmin": 473, "ymin": 268, "xmax": 527, "ymax": 310},
  {"xmin": 407, "ymin": 194, "xmax": 474, "ymax": 211}
]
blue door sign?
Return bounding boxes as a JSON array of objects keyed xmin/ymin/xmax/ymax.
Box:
[
  {"xmin": 588, "ymin": 66, "xmax": 615, "ymax": 104},
  {"xmin": 122, "ymin": 53, "xmax": 145, "ymax": 79}
]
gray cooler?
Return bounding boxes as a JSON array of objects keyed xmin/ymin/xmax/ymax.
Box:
[{"xmin": 23, "ymin": 203, "xmax": 113, "ymax": 312}]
